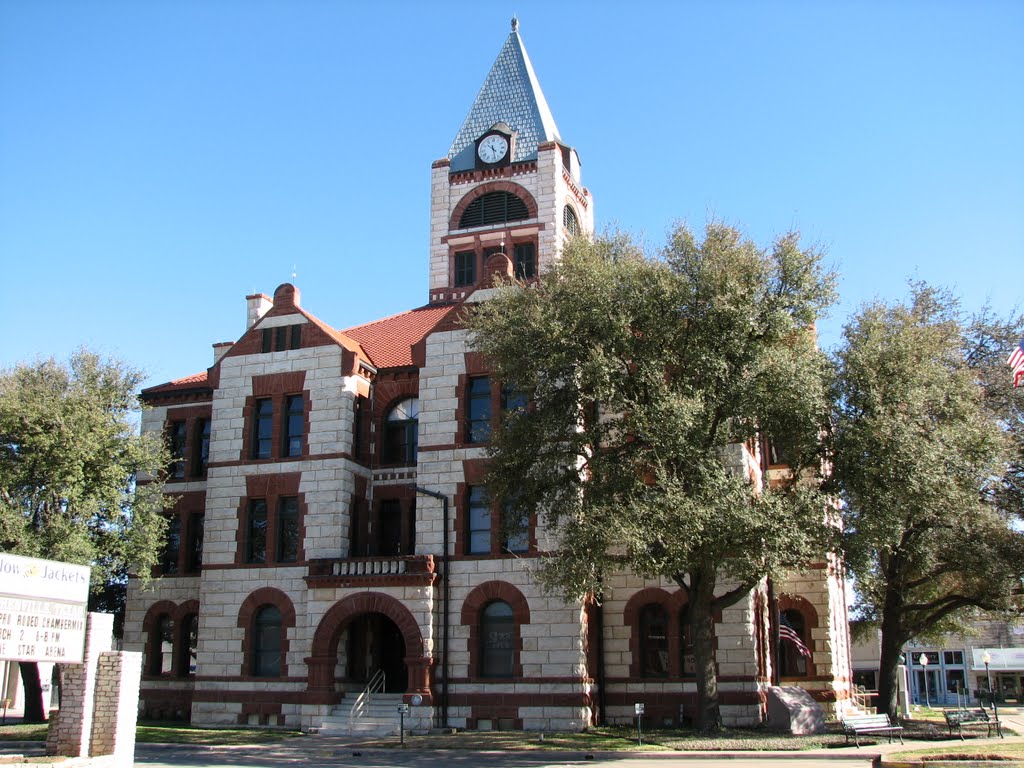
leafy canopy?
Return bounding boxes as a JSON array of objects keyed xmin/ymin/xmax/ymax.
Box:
[
  {"xmin": 0, "ymin": 349, "xmax": 168, "ymax": 591},
  {"xmin": 830, "ymin": 284, "xmax": 1024, "ymax": 716},
  {"xmin": 467, "ymin": 223, "xmax": 839, "ymax": 601}
]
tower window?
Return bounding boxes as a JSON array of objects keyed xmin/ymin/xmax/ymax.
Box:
[
  {"xmin": 459, "ymin": 191, "xmax": 529, "ymax": 229},
  {"xmin": 563, "ymin": 204, "xmax": 579, "ymax": 236},
  {"xmin": 513, "ymin": 243, "xmax": 535, "ymax": 279},
  {"xmin": 454, "ymin": 251, "xmax": 476, "ymax": 287}
]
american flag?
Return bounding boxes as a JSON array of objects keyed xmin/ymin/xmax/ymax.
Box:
[
  {"xmin": 779, "ymin": 614, "xmax": 812, "ymax": 658},
  {"xmin": 1009, "ymin": 337, "xmax": 1024, "ymax": 388}
]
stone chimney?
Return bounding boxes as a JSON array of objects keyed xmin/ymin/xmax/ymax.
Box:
[
  {"xmin": 246, "ymin": 293, "xmax": 272, "ymax": 329},
  {"xmin": 212, "ymin": 341, "xmax": 233, "ymax": 364}
]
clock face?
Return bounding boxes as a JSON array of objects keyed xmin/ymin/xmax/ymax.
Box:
[{"xmin": 478, "ymin": 134, "xmax": 509, "ymax": 164}]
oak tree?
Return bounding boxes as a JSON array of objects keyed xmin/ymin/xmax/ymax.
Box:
[
  {"xmin": 831, "ymin": 285, "xmax": 1024, "ymax": 718},
  {"xmin": 0, "ymin": 350, "xmax": 168, "ymax": 721},
  {"xmin": 467, "ymin": 224, "xmax": 838, "ymax": 730}
]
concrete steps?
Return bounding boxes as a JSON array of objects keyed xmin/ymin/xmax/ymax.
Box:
[{"xmin": 317, "ymin": 692, "xmax": 405, "ymax": 736}]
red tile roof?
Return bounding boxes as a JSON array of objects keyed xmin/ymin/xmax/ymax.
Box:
[
  {"xmin": 343, "ymin": 304, "xmax": 462, "ymax": 368},
  {"xmin": 142, "ymin": 371, "xmax": 209, "ymax": 395},
  {"xmin": 143, "ymin": 302, "xmax": 463, "ymax": 395}
]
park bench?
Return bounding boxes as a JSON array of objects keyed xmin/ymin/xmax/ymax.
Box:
[
  {"xmin": 943, "ymin": 708, "xmax": 1003, "ymax": 740},
  {"xmin": 841, "ymin": 713, "xmax": 905, "ymax": 747}
]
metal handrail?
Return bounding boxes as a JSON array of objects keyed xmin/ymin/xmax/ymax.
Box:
[{"xmin": 349, "ymin": 669, "xmax": 386, "ymax": 725}]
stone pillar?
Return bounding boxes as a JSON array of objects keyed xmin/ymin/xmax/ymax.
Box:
[
  {"xmin": 47, "ymin": 612, "xmax": 113, "ymax": 757},
  {"xmin": 90, "ymin": 650, "xmax": 142, "ymax": 761}
]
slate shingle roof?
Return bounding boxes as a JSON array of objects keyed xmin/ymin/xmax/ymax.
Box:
[{"xmin": 448, "ymin": 20, "xmax": 560, "ymax": 166}]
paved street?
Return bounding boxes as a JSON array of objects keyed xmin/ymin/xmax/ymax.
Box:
[{"xmin": 132, "ymin": 743, "xmax": 882, "ymax": 768}]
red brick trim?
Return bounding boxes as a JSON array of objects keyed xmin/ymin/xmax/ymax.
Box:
[
  {"xmin": 208, "ymin": 450, "xmax": 354, "ymax": 470},
  {"xmin": 236, "ymin": 587, "xmax": 296, "ymax": 678},
  {"xmin": 460, "ymin": 581, "xmax": 530, "ymax": 680},
  {"xmin": 447, "ymin": 161, "xmax": 538, "ymax": 185}
]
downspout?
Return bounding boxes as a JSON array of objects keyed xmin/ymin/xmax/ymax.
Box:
[
  {"xmin": 761, "ymin": 435, "xmax": 780, "ymax": 688},
  {"xmin": 595, "ymin": 591, "xmax": 607, "ymax": 725},
  {"xmin": 416, "ymin": 486, "xmax": 449, "ymax": 729},
  {"xmin": 768, "ymin": 578, "xmax": 780, "ymax": 687}
]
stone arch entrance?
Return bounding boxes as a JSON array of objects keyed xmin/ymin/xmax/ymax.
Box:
[{"xmin": 306, "ymin": 592, "xmax": 433, "ymax": 703}]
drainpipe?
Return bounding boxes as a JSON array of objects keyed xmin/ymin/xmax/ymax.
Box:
[
  {"xmin": 416, "ymin": 486, "xmax": 449, "ymax": 729},
  {"xmin": 594, "ymin": 592, "xmax": 607, "ymax": 725}
]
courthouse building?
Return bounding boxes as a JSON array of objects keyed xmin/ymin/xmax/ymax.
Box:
[{"xmin": 123, "ymin": 20, "xmax": 854, "ymax": 732}]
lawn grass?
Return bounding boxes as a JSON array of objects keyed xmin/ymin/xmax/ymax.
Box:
[
  {"xmin": 0, "ymin": 715, "xmax": 1016, "ymax": 756},
  {"xmin": 0, "ymin": 722, "xmax": 302, "ymax": 746},
  {"xmin": 0, "ymin": 724, "xmax": 46, "ymax": 742},
  {"xmin": 890, "ymin": 741, "xmax": 1024, "ymax": 762},
  {"xmin": 135, "ymin": 723, "xmax": 304, "ymax": 745},
  {"xmin": 334, "ymin": 725, "xmax": 852, "ymax": 751}
]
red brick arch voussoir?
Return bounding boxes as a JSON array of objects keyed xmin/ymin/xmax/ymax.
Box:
[
  {"xmin": 309, "ymin": 591, "xmax": 424, "ymax": 660},
  {"xmin": 449, "ymin": 181, "xmax": 539, "ymax": 231}
]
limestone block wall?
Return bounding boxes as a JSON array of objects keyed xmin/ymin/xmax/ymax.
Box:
[{"xmin": 776, "ymin": 558, "xmax": 854, "ymax": 716}]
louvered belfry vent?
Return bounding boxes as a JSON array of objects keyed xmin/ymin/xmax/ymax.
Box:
[{"xmin": 459, "ymin": 191, "xmax": 530, "ymax": 229}]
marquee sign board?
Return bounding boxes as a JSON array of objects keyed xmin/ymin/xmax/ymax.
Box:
[{"xmin": 0, "ymin": 553, "xmax": 90, "ymax": 664}]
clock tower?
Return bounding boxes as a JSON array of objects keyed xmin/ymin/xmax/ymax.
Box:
[{"xmin": 427, "ymin": 18, "xmax": 593, "ymax": 304}]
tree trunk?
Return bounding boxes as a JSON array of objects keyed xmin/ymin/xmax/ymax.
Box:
[
  {"xmin": 689, "ymin": 568, "xmax": 721, "ymax": 732},
  {"xmin": 877, "ymin": 585, "xmax": 908, "ymax": 720},
  {"xmin": 19, "ymin": 662, "xmax": 46, "ymax": 723}
]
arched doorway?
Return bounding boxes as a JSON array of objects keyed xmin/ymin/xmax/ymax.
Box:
[
  {"xmin": 344, "ymin": 613, "xmax": 407, "ymax": 693},
  {"xmin": 307, "ymin": 592, "xmax": 432, "ymax": 703}
]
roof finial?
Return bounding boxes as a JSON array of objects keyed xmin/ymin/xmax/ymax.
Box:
[{"xmin": 511, "ymin": 16, "xmax": 519, "ymax": 32}]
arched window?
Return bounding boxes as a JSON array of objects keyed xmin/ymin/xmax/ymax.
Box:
[
  {"xmin": 383, "ymin": 398, "xmax": 419, "ymax": 465},
  {"xmin": 253, "ymin": 605, "xmax": 283, "ymax": 677},
  {"xmin": 480, "ymin": 600, "xmax": 515, "ymax": 678},
  {"xmin": 563, "ymin": 204, "xmax": 579, "ymax": 236},
  {"xmin": 778, "ymin": 609, "xmax": 810, "ymax": 678},
  {"xmin": 459, "ymin": 191, "xmax": 529, "ymax": 229},
  {"xmin": 639, "ymin": 604, "xmax": 669, "ymax": 677},
  {"xmin": 150, "ymin": 615, "xmax": 174, "ymax": 676},
  {"xmin": 178, "ymin": 613, "xmax": 199, "ymax": 677}
]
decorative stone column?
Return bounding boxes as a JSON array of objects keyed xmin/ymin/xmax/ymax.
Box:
[{"xmin": 405, "ymin": 655, "xmax": 435, "ymax": 703}]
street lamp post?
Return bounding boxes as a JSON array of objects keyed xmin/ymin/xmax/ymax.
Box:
[
  {"xmin": 920, "ymin": 653, "xmax": 931, "ymax": 709},
  {"xmin": 982, "ymin": 651, "xmax": 997, "ymax": 721}
]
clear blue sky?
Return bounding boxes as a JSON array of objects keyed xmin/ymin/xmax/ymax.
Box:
[{"xmin": 1, "ymin": 1, "xmax": 1021, "ymax": 389}]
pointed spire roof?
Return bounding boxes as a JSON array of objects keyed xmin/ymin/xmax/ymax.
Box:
[{"xmin": 448, "ymin": 18, "xmax": 561, "ymax": 168}]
